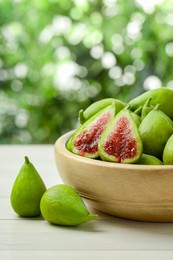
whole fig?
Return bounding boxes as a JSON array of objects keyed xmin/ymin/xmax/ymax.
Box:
[
  {"xmin": 129, "ymin": 88, "xmax": 173, "ymax": 120},
  {"xmin": 136, "ymin": 153, "xmax": 162, "ymax": 165},
  {"xmin": 139, "ymin": 106, "xmax": 173, "ymax": 159},
  {"xmin": 79, "ymin": 98, "xmax": 125, "ymax": 124},
  {"xmin": 163, "ymin": 134, "xmax": 173, "ymax": 165}
]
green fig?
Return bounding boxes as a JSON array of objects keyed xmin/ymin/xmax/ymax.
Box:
[
  {"xmin": 98, "ymin": 109, "xmax": 143, "ymax": 163},
  {"xmin": 79, "ymin": 98, "xmax": 125, "ymax": 124},
  {"xmin": 40, "ymin": 184, "xmax": 98, "ymax": 226},
  {"xmin": 10, "ymin": 156, "xmax": 46, "ymax": 217},
  {"xmin": 141, "ymin": 97, "xmax": 154, "ymax": 120},
  {"xmin": 130, "ymin": 111, "xmax": 141, "ymax": 127},
  {"xmin": 163, "ymin": 134, "xmax": 173, "ymax": 165},
  {"xmin": 67, "ymin": 104, "xmax": 116, "ymax": 158},
  {"xmin": 129, "ymin": 88, "xmax": 173, "ymax": 120},
  {"xmin": 134, "ymin": 106, "xmax": 142, "ymax": 116},
  {"xmin": 123, "ymin": 104, "xmax": 141, "ymax": 127},
  {"xmin": 136, "ymin": 153, "xmax": 162, "ymax": 165},
  {"xmin": 139, "ymin": 106, "xmax": 173, "ymax": 159}
]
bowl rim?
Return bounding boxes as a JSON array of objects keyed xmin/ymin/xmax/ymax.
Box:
[{"xmin": 55, "ymin": 130, "xmax": 173, "ymax": 171}]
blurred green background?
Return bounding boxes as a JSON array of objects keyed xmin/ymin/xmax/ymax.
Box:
[{"xmin": 0, "ymin": 0, "xmax": 173, "ymax": 144}]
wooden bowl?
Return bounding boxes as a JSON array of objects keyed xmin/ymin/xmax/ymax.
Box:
[{"xmin": 54, "ymin": 131, "xmax": 173, "ymax": 222}]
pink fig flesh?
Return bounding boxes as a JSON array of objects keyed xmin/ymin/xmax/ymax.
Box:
[
  {"xmin": 98, "ymin": 110, "xmax": 143, "ymax": 163},
  {"xmin": 67, "ymin": 104, "xmax": 116, "ymax": 158},
  {"xmin": 74, "ymin": 112, "xmax": 111, "ymax": 156}
]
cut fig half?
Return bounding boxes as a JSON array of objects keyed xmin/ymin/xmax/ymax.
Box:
[
  {"xmin": 98, "ymin": 109, "xmax": 143, "ymax": 163},
  {"xmin": 67, "ymin": 104, "xmax": 116, "ymax": 158}
]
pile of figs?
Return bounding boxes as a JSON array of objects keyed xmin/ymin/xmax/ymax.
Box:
[{"xmin": 67, "ymin": 88, "xmax": 173, "ymax": 165}]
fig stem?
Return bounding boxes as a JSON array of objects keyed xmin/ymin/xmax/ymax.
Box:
[
  {"xmin": 24, "ymin": 156, "xmax": 30, "ymax": 164},
  {"xmin": 134, "ymin": 105, "xmax": 142, "ymax": 115},
  {"xmin": 145, "ymin": 97, "xmax": 152, "ymax": 107},
  {"xmin": 78, "ymin": 109, "xmax": 84, "ymax": 123},
  {"xmin": 154, "ymin": 103, "xmax": 160, "ymax": 111},
  {"xmin": 88, "ymin": 214, "xmax": 98, "ymax": 221},
  {"xmin": 125, "ymin": 104, "xmax": 131, "ymax": 110}
]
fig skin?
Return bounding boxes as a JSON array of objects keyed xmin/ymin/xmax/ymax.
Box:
[
  {"xmin": 133, "ymin": 106, "xmax": 142, "ymax": 116},
  {"xmin": 67, "ymin": 104, "xmax": 116, "ymax": 158},
  {"xmin": 163, "ymin": 134, "xmax": 173, "ymax": 165},
  {"xmin": 141, "ymin": 97, "xmax": 154, "ymax": 120},
  {"xmin": 129, "ymin": 88, "xmax": 173, "ymax": 120},
  {"xmin": 40, "ymin": 184, "xmax": 98, "ymax": 226},
  {"xmin": 139, "ymin": 108, "xmax": 173, "ymax": 159},
  {"xmin": 10, "ymin": 156, "xmax": 46, "ymax": 217},
  {"xmin": 136, "ymin": 154, "xmax": 162, "ymax": 165},
  {"xmin": 98, "ymin": 109, "xmax": 143, "ymax": 164},
  {"xmin": 123, "ymin": 104, "xmax": 141, "ymax": 127},
  {"xmin": 130, "ymin": 111, "xmax": 141, "ymax": 127},
  {"xmin": 78, "ymin": 98, "xmax": 125, "ymax": 124}
]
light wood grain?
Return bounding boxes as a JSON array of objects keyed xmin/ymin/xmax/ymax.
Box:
[
  {"xmin": 1, "ymin": 250, "xmax": 173, "ymax": 260},
  {"xmin": 1, "ymin": 145, "xmax": 173, "ymax": 259},
  {"xmin": 55, "ymin": 131, "xmax": 173, "ymax": 222},
  {"xmin": 2, "ymin": 217, "xmax": 173, "ymax": 250}
]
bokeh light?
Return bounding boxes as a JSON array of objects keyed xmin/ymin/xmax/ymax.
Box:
[{"xmin": 0, "ymin": 0, "xmax": 172, "ymax": 143}]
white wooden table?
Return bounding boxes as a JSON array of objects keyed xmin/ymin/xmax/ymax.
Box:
[{"xmin": 1, "ymin": 145, "xmax": 173, "ymax": 259}]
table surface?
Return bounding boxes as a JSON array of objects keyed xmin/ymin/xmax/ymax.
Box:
[{"xmin": 1, "ymin": 145, "xmax": 173, "ymax": 260}]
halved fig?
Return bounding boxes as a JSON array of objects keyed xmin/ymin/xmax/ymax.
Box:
[
  {"xmin": 67, "ymin": 104, "xmax": 116, "ymax": 158},
  {"xmin": 98, "ymin": 109, "xmax": 143, "ymax": 163}
]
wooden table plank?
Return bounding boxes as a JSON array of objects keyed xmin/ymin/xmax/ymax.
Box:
[
  {"xmin": 0, "ymin": 145, "xmax": 62, "ymax": 198},
  {"xmin": 1, "ymin": 250, "xmax": 173, "ymax": 260},
  {"xmin": 1, "ymin": 145, "xmax": 173, "ymax": 258},
  {"xmin": 1, "ymin": 217, "xmax": 173, "ymax": 250}
]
